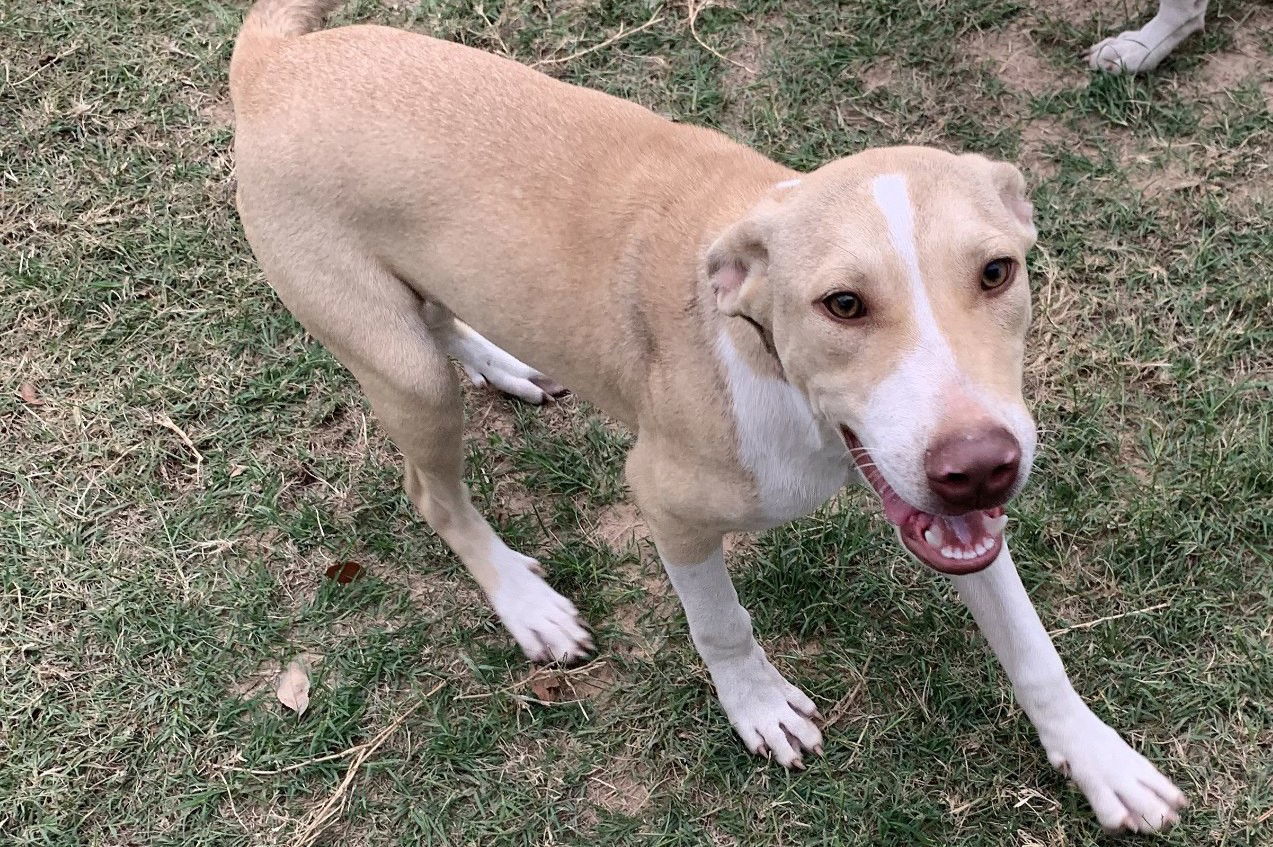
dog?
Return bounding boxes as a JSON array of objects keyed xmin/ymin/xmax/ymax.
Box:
[
  {"xmin": 1088, "ymin": 0, "xmax": 1209, "ymax": 73},
  {"xmin": 230, "ymin": 0, "xmax": 1187, "ymax": 833}
]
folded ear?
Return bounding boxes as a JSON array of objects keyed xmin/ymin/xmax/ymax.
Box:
[
  {"xmin": 704, "ymin": 205, "xmax": 777, "ymax": 317},
  {"xmin": 964, "ymin": 155, "xmax": 1036, "ymax": 243}
]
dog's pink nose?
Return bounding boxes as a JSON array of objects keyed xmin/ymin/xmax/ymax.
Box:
[{"xmin": 925, "ymin": 427, "xmax": 1021, "ymax": 511}]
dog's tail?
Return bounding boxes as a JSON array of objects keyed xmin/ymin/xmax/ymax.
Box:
[{"xmin": 230, "ymin": 0, "xmax": 344, "ymax": 103}]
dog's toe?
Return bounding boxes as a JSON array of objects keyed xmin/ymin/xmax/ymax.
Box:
[
  {"xmin": 489, "ymin": 555, "xmax": 592, "ymax": 665},
  {"xmin": 711, "ymin": 651, "xmax": 824, "ymax": 769},
  {"xmin": 1043, "ymin": 710, "xmax": 1187, "ymax": 833}
]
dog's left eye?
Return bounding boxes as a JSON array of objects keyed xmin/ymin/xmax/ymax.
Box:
[
  {"xmin": 981, "ymin": 258, "xmax": 1016, "ymax": 291},
  {"xmin": 822, "ymin": 291, "xmax": 866, "ymax": 320}
]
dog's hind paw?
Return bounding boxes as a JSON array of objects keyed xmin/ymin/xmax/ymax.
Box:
[
  {"xmin": 1042, "ymin": 710, "xmax": 1187, "ymax": 833},
  {"xmin": 710, "ymin": 648, "xmax": 823, "ymax": 769},
  {"xmin": 446, "ymin": 319, "xmax": 567, "ymax": 404}
]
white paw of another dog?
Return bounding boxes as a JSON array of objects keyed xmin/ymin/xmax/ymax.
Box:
[
  {"xmin": 1040, "ymin": 709, "xmax": 1187, "ymax": 833},
  {"xmin": 709, "ymin": 647, "xmax": 823, "ymax": 769},
  {"xmin": 487, "ymin": 549, "xmax": 593, "ymax": 663},
  {"xmin": 447, "ymin": 321, "xmax": 566, "ymax": 404},
  {"xmin": 1086, "ymin": 17, "xmax": 1204, "ymax": 74}
]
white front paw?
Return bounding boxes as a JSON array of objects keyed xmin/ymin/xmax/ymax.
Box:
[
  {"xmin": 1042, "ymin": 711, "xmax": 1187, "ymax": 833},
  {"xmin": 709, "ymin": 648, "xmax": 823, "ymax": 769},
  {"xmin": 1087, "ymin": 32, "xmax": 1159, "ymax": 73},
  {"xmin": 488, "ymin": 552, "xmax": 593, "ymax": 664},
  {"xmin": 1085, "ymin": 14, "xmax": 1204, "ymax": 74}
]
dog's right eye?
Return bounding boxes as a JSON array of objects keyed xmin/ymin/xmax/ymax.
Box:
[{"xmin": 822, "ymin": 291, "xmax": 866, "ymax": 321}]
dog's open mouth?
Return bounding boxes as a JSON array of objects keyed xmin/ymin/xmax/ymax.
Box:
[{"xmin": 842, "ymin": 428, "xmax": 1005, "ymax": 575}]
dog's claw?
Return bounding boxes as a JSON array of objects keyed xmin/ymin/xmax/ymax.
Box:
[{"xmin": 531, "ymin": 375, "xmax": 569, "ymax": 398}]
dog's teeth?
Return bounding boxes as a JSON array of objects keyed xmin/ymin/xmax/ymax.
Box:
[
  {"xmin": 941, "ymin": 546, "xmax": 956, "ymax": 559},
  {"xmin": 924, "ymin": 526, "xmax": 943, "ymax": 547},
  {"xmin": 985, "ymin": 514, "xmax": 1008, "ymax": 536}
]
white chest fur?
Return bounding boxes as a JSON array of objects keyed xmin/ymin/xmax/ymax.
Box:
[{"xmin": 715, "ymin": 333, "xmax": 851, "ymax": 528}]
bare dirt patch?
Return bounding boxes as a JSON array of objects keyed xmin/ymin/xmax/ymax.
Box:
[
  {"xmin": 585, "ymin": 754, "xmax": 654, "ymax": 817},
  {"xmin": 591, "ymin": 500, "xmax": 649, "ymax": 553},
  {"xmin": 518, "ymin": 659, "xmax": 618, "ymax": 704},
  {"xmin": 1192, "ymin": 4, "xmax": 1273, "ymax": 106},
  {"xmin": 1018, "ymin": 116, "xmax": 1074, "ymax": 180},
  {"xmin": 859, "ymin": 59, "xmax": 899, "ymax": 93},
  {"xmin": 963, "ymin": 20, "xmax": 1080, "ymax": 97}
]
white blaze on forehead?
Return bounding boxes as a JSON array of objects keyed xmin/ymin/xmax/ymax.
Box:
[
  {"xmin": 869, "ymin": 174, "xmax": 952, "ymax": 356},
  {"xmin": 857, "ymin": 174, "xmax": 957, "ymax": 504}
]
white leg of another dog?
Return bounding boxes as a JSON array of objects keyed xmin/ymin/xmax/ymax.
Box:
[
  {"xmin": 443, "ymin": 319, "xmax": 566, "ymax": 404},
  {"xmin": 1086, "ymin": 0, "xmax": 1208, "ymax": 74},
  {"xmin": 950, "ymin": 545, "xmax": 1188, "ymax": 832},
  {"xmin": 662, "ymin": 546, "xmax": 823, "ymax": 769}
]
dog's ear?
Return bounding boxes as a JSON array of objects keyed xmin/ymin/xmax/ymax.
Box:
[
  {"xmin": 964, "ymin": 155, "xmax": 1036, "ymax": 243},
  {"xmin": 704, "ymin": 204, "xmax": 779, "ymax": 317}
]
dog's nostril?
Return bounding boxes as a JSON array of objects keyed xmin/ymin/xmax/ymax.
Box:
[{"xmin": 925, "ymin": 426, "xmax": 1022, "ymax": 509}]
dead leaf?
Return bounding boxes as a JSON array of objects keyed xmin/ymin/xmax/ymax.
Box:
[
  {"xmin": 527, "ymin": 670, "xmax": 566, "ymax": 703},
  {"xmin": 19, "ymin": 382, "xmax": 43, "ymax": 405},
  {"xmin": 275, "ymin": 658, "xmax": 312, "ymax": 716},
  {"xmin": 228, "ymin": 464, "xmax": 247, "ymax": 478},
  {"xmin": 324, "ymin": 561, "xmax": 364, "ymax": 584}
]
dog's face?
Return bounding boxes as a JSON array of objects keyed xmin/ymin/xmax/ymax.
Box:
[{"xmin": 708, "ymin": 147, "xmax": 1037, "ymax": 574}]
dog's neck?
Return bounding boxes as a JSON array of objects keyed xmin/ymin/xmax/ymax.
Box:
[{"xmin": 726, "ymin": 313, "xmax": 784, "ymax": 381}]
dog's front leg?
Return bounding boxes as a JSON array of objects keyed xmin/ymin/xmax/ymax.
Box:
[
  {"xmin": 951, "ymin": 544, "xmax": 1187, "ymax": 833},
  {"xmin": 660, "ymin": 542, "xmax": 823, "ymax": 768}
]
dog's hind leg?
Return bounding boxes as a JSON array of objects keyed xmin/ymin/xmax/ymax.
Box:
[
  {"xmin": 434, "ymin": 313, "xmax": 566, "ymax": 405},
  {"xmin": 260, "ymin": 252, "xmax": 592, "ymax": 663}
]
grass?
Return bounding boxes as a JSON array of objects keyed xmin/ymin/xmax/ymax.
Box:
[{"xmin": 1, "ymin": 0, "xmax": 1270, "ymax": 844}]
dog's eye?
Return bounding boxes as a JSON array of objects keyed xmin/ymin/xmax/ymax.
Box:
[
  {"xmin": 981, "ymin": 258, "xmax": 1016, "ymax": 291},
  {"xmin": 822, "ymin": 291, "xmax": 865, "ymax": 320}
]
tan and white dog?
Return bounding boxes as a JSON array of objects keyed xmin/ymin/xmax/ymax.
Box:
[{"xmin": 230, "ymin": 0, "xmax": 1187, "ymax": 832}]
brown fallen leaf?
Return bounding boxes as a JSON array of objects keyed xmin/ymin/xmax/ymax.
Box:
[
  {"xmin": 275, "ymin": 658, "xmax": 312, "ymax": 716},
  {"xmin": 324, "ymin": 561, "xmax": 364, "ymax": 584},
  {"xmin": 528, "ymin": 672, "xmax": 565, "ymax": 703},
  {"xmin": 19, "ymin": 382, "xmax": 43, "ymax": 405}
]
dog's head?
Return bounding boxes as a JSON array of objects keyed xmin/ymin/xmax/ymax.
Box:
[{"xmin": 707, "ymin": 147, "xmax": 1037, "ymax": 574}]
